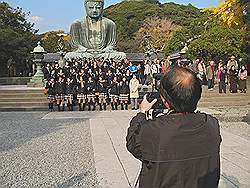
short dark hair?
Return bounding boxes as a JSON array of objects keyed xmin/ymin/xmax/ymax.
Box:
[{"xmin": 160, "ymin": 67, "xmax": 202, "ymax": 113}]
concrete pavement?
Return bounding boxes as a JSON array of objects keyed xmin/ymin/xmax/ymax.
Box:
[{"xmin": 43, "ymin": 110, "xmax": 250, "ymax": 188}]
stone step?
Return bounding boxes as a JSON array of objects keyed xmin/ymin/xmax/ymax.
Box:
[
  {"xmin": 0, "ymin": 106, "xmax": 48, "ymax": 112},
  {"xmin": 0, "ymin": 102, "xmax": 48, "ymax": 107},
  {"xmin": 0, "ymin": 98, "xmax": 48, "ymax": 103},
  {"xmin": 0, "ymin": 89, "xmax": 44, "ymax": 94},
  {"xmin": 0, "ymin": 93, "xmax": 46, "ymax": 98},
  {"xmin": 0, "ymin": 77, "xmax": 31, "ymax": 85}
]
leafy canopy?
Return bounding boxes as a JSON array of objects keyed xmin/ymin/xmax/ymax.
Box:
[{"xmin": 0, "ymin": 2, "xmax": 39, "ymax": 75}]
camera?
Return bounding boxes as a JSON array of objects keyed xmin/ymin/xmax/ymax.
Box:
[
  {"xmin": 146, "ymin": 92, "xmax": 165, "ymax": 110},
  {"xmin": 146, "ymin": 92, "xmax": 166, "ymax": 119}
]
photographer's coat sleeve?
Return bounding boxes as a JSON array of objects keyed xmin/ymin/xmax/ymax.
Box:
[{"xmin": 126, "ymin": 112, "xmax": 146, "ymax": 161}]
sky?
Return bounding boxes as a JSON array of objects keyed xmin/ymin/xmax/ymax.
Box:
[{"xmin": 3, "ymin": 0, "xmax": 219, "ymax": 34}]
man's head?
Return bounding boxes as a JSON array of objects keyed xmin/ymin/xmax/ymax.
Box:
[
  {"xmin": 85, "ymin": 0, "xmax": 104, "ymax": 19},
  {"xmin": 160, "ymin": 67, "xmax": 202, "ymax": 113}
]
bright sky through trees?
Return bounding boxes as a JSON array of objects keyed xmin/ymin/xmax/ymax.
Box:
[{"xmin": 2, "ymin": 0, "xmax": 219, "ymax": 33}]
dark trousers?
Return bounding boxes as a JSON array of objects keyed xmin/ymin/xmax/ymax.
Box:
[
  {"xmin": 219, "ymin": 81, "xmax": 226, "ymax": 93},
  {"xmin": 208, "ymin": 79, "xmax": 214, "ymax": 89}
]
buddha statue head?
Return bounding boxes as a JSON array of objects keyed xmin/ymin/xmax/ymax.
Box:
[{"xmin": 84, "ymin": 0, "xmax": 104, "ymax": 19}]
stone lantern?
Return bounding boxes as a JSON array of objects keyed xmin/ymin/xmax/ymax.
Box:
[
  {"xmin": 28, "ymin": 41, "xmax": 46, "ymax": 87},
  {"xmin": 57, "ymin": 33, "xmax": 67, "ymax": 68}
]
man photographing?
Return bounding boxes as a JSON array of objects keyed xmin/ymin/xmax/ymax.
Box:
[{"xmin": 126, "ymin": 67, "xmax": 221, "ymax": 188}]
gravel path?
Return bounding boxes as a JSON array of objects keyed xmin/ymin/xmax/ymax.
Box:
[
  {"xmin": 212, "ymin": 107, "xmax": 250, "ymax": 140},
  {"xmin": 0, "ymin": 112, "xmax": 98, "ymax": 187}
]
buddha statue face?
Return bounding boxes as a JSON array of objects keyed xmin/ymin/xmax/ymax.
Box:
[{"xmin": 85, "ymin": 0, "xmax": 104, "ymax": 19}]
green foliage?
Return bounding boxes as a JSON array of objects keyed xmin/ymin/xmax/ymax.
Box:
[
  {"xmin": 104, "ymin": 2, "xmax": 206, "ymax": 52},
  {"xmin": 0, "ymin": 2, "xmax": 39, "ymax": 76},
  {"xmin": 187, "ymin": 25, "xmax": 247, "ymax": 60},
  {"xmin": 40, "ymin": 31, "xmax": 72, "ymax": 53}
]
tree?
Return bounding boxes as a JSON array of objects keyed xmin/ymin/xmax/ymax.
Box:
[
  {"xmin": 135, "ymin": 17, "xmax": 181, "ymax": 52},
  {"xmin": 203, "ymin": 0, "xmax": 247, "ymax": 30},
  {"xmin": 0, "ymin": 2, "xmax": 39, "ymax": 76},
  {"xmin": 164, "ymin": 17, "xmax": 207, "ymax": 55},
  {"xmin": 40, "ymin": 30, "xmax": 71, "ymax": 53},
  {"xmin": 186, "ymin": 25, "xmax": 247, "ymax": 61},
  {"xmin": 104, "ymin": 1, "xmax": 207, "ymax": 52}
]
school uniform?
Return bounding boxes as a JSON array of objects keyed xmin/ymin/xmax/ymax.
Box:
[
  {"xmin": 86, "ymin": 80, "xmax": 96, "ymax": 111},
  {"xmin": 119, "ymin": 79, "xmax": 130, "ymax": 110},
  {"xmin": 65, "ymin": 80, "xmax": 74, "ymax": 111},
  {"xmin": 45, "ymin": 81, "xmax": 55, "ymax": 111},
  {"xmin": 109, "ymin": 80, "xmax": 120, "ymax": 110},
  {"xmin": 55, "ymin": 80, "xmax": 65, "ymax": 111},
  {"xmin": 96, "ymin": 79, "xmax": 108, "ymax": 110},
  {"xmin": 77, "ymin": 80, "xmax": 87, "ymax": 111}
]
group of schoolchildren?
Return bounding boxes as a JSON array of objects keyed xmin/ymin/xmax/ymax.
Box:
[{"xmin": 44, "ymin": 59, "xmax": 133, "ymax": 112}]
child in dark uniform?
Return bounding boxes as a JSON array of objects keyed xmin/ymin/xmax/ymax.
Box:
[
  {"xmin": 96, "ymin": 76, "xmax": 108, "ymax": 111},
  {"xmin": 86, "ymin": 76, "xmax": 96, "ymax": 111},
  {"xmin": 45, "ymin": 78, "xmax": 55, "ymax": 112},
  {"xmin": 55, "ymin": 76, "xmax": 65, "ymax": 111},
  {"xmin": 119, "ymin": 77, "xmax": 130, "ymax": 110},
  {"xmin": 109, "ymin": 76, "xmax": 120, "ymax": 110},
  {"xmin": 77, "ymin": 76, "xmax": 87, "ymax": 111},
  {"xmin": 65, "ymin": 77, "xmax": 74, "ymax": 111}
]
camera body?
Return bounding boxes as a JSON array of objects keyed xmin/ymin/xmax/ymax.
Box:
[
  {"xmin": 146, "ymin": 92, "xmax": 165, "ymax": 110},
  {"xmin": 146, "ymin": 91, "xmax": 166, "ymax": 119}
]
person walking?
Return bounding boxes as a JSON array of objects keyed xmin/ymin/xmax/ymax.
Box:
[
  {"xmin": 227, "ymin": 56, "xmax": 238, "ymax": 72},
  {"xmin": 229, "ymin": 65, "xmax": 238, "ymax": 93},
  {"xmin": 129, "ymin": 74, "xmax": 139, "ymax": 110},
  {"xmin": 218, "ymin": 66, "xmax": 227, "ymax": 94},
  {"xmin": 238, "ymin": 65, "xmax": 247, "ymax": 93},
  {"xmin": 207, "ymin": 61, "xmax": 215, "ymax": 91},
  {"xmin": 197, "ymin": 59, "xmax": 206, "ymax": 84}
]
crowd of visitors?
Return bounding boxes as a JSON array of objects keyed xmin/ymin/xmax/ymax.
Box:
[
  {"xmin": 194, "ymin": 56, "xmax": 248, "ymax": 94},
  {"xmin": 43, "ymin": 56, "xmax": 248, "ymax": 112}
]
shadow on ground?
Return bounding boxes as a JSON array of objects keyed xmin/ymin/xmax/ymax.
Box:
[{"xmin": 0, "ymin": 112, "xmax": 97, "ymax": 152}]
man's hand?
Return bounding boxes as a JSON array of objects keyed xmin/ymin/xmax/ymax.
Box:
[{"xmin": 140, "ymin": 94, "xmax": 157, "ymax": 112}]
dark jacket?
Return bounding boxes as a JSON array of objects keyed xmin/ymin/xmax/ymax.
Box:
[
  {"xmin": 96, "ymin": 80, "xmax": 108, "ymax": 93},
  {"xmin": 126, "ymin": 112, "xmax": 221, "ymax": 188},
  {"xmin": 109, "ymin": 81, "xmax": 119, "ymax": 95},
  {"xmin": 65, "ymin": 82, "xmax": 74, "ymax": 95},
  {"xmin": 46, "ymin": 82, "xmax": 55, "ymax": 95},
  {"xmin": 55, "ymin": 81, "xmax": 65, "ymax": 95},
  {"xmin": 78, "ymin": 81, "xmax": 86, "ymax": 94},
  {"xmin": 86, "ymin": 80, "xmax": 96, "ymax": 94},
  {"xmin": 43, "ymin": 67, "xmax": 51, "ymax": 80},
  {"xmin": 119, "ymin": 81, "xmax": 130, "ymax": 94}
]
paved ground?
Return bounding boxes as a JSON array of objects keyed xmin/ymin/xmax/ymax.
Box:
[
  {"xmin": 0, "ymin": 109, "xmax": 249, "ymax": 187},
  {"xmin": 0, "ymin": 112, "xmax": 98, "ymax": 187}
]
